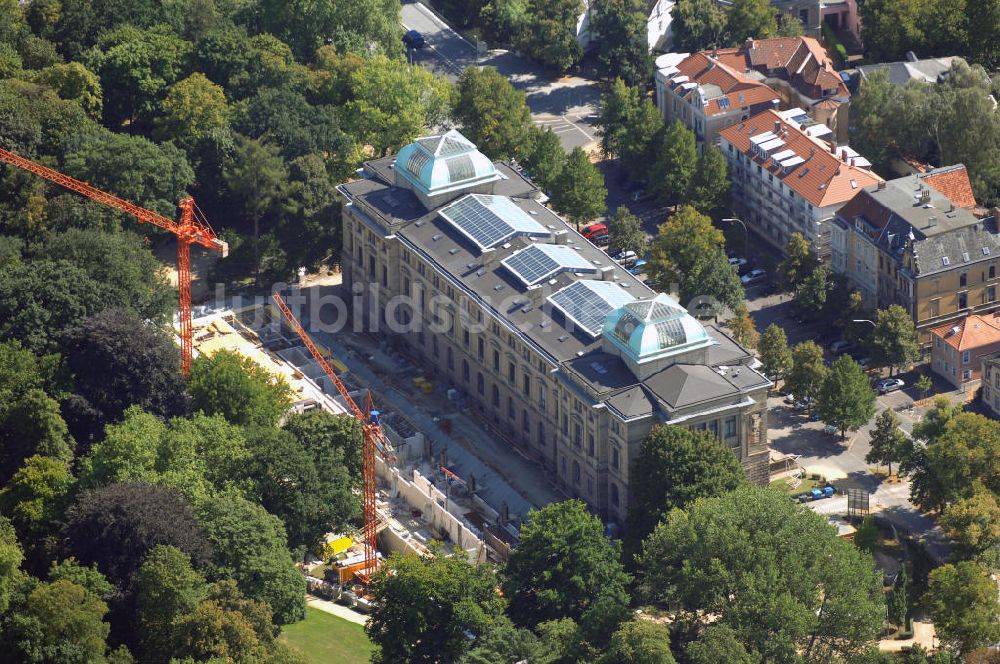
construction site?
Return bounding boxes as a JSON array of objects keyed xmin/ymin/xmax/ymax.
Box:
[{"xmin": 186, "ymin": 291, "xmax": 547, "ymax": 608}]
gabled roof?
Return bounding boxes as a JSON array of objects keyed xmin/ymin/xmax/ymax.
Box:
[
  {"xmin": 668, "ymin": 52, "xmax": 780, "ymax": 117},
  {"xmin": 930, "ymin": 315, "xmax": 1000, "ymax": 351},
  {"xmin": 719, "ymin": 109, "xmax": 883, "ymax": 207},
  {"xmin": 707, "ymin": 36, "xmax": 850, "ymax": 99},
  {"xmin": 920, "ymin": 165, "xmax": 977, "ymax": 210}
]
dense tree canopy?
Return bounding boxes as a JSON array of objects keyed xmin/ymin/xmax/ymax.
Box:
[
  {"xmin": 454, "ymin": 66, "xmax": 533, "ymax": 161},
  {"xmin": 189, "ymin": 350, "xmax": 293, "ymax": 428},
  {"xmin": 639, "ymin": 485, "xmax": 885, "ymax": 662},
  {"xmin": 591, "ymin": 0, "xmax": 652, "ymax": 87}
]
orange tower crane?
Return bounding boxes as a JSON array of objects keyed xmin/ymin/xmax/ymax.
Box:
[
  {"xmin": 0, "ymin": 147, "xmax": 228, "ymax": 376},
  {"xmin": 271, "ymin": 292, "xmax": 395, "ymax": 581}
]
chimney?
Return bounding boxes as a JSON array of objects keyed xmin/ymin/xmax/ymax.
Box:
[
  {"xmin": 993, "ymin": 207, "xmax": 1000, "ymax": 230},
  {"xmin": 481, "ymin": 248, "xmax": 500, "ymax": 266},
  {"xmin": 596, "ymin": 265, "xmax": 615, "ymax": 281},
  {"xmin": 905, "ymin": 50, "xmax": 918, "ymax": 62},
  {"xmin": 877, "ymin": 181, "xmax": 886, "ymax": 191},
  {"xmin": 850, "ymin": 158, "xmax": 856, "ymax": 167},
  {"xmin": 552, "ymin": 229, "xmax": 570, "ymax": 245},
  {"xmin": 744, "ymin": 38, "xmax": 754, "ymax": 50},
  {"xmin": 526, "ymin": 284, "xmax": 547, "ymax": 306},
  {"xmin": 774, "ymin": 120, "xmax": 781, "ymax": 134},
  {"xmin": 829, "ymin": 139, "xmax": 837, "ymax": 154},
  {"xmin": 841, "ymin": 148, "xmax": 848, "ymax": 162},
  {"xmin": 809, "ymin": 146, "xmax": 815, "ymax": 159}
]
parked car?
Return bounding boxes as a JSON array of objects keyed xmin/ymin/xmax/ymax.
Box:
[
  {"xmin": 591, "ymin": 233, "xmax": 610, "ymax": 246},
  {"xmin": 628, "ymin": 258, "xmax": 648, "ymax": 275},
  {"xmin": 823, "ymin": 424, "xmax": 839, "ymax": 435},
  {"xmin": 613, "ymin": 250, "xmax": 638, "ymax": 266},
  {"xmin": 740, "ymin": 268, "xmax": 768, "ymax": 286},
  {"xmin": 875, "ymin": 378, "xmax": 905, "ymax": 394},
  {"xmin": 728, "ymin": 256, "xmax": 748, "ymax": 271},
  {"xmin": 581, "ymin": 223, "xmax": 608, "ymax": 240},
  {"xmin": 402, "ymin": 29, "xmax": 426, "ymax": 49},
  {"xmin": 830, "ymin": 339, "xmax": 855, "ymax": 354}
]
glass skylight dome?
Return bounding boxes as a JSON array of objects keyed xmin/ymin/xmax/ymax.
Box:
[
  {"xmin": 602, "ymin": 293, "xmax": 712, "ymax": 363},
  {"xmin": 394, "ymin": 129, "xmax": 500, "ymax": 197}
]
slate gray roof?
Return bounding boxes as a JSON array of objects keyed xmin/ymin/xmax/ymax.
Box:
[{"xmin": 858, "ymin": 56, "xmax": 964, "ymax": 86}]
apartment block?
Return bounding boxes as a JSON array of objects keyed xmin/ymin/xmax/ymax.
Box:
[
  {"xmin": 830, "ymin": 165, "xmax": 1000, "ymax": 346},
  {"xmin": 719, "ymin": 108, "xmax": 882, "ymax": 258},
  {"xmin": 338, "ymin": 130, "xmax": 771, "ymax": 529}
]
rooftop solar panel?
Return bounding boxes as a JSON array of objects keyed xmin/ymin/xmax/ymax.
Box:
[
  {"xmin": 502, "ymin": 245, "xmax": 595, "ymax": 286},
  {"xmin": 547, "ymin": 280, "xmax": 636, "ymax": 337},
  {"xmin": 440, "ymin": 194, "xmax": 548, "ymax": 251}
]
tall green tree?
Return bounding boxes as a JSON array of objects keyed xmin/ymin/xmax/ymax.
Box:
[
  {"xmin": 368, "ymin": 551, "xmax": 506, "ymax": 664},
  {"xmin": 940, "ymin": 490, "xmax": 1000, "ymax": 567},
  {"xmin": 689, "ymin": 145, "xmax": 730, "ymax": 215},
  {"xmin": 591, "ymin": 0, "xmax": 653, "ymax": 87},
  {"xmin": 345, "ymin": 55, "xmax": 454, "ymax": 155},
  {"xmin": 503, "ymin": 501, "xmax": 631, "ymax": 639},
  {"xmin": 454, "ymin": 66, "xmax": 533, "ymax": 161},
  {"xmin": 967, "ymin": 0, "xmax": 1000, "ymax": 68},
  {"xmin": 759, "ymin": 323, "xmax": 793, "ymax": 380},
  {"xmin": 795, "ymin": 264, "xmax": 832, "ymax": 318},
  {"xmin": 729, "ymin": 303, "xmax": 759, "ymax": 350},
  {"xmin": 5, "ymin": 579, "xmax": 112, "ymax": 663},
  {"xmin": 35, "ymin": 62, "xmax": 103, "ymax": 119},
  {"xmin": 136, "ymin": 545, "xmax": 207, "ymax": 664},
  {"xmin": 777, "ymin": 232, "xmax": 817, "ymax": 290},
  {"xmin": 726, "ymin": 0, "xmax": 778, "ymax": 42},
  {"xmin": 189, "ymin": 350, "xmax": 292, "ymax": 428},
  {"xmin": 154, "ymin": 72, "xmax": 230, "ymax": 158},
  {"xmin": 480, "ymin": 0, "xmax": 529, "ymax": 45},
  {"xmin": 649, "ymin": 121, "xmax": 697, "ymax": 205},
  {"xmin": 684, "ymin": 250, "xmax": 745, "ymax": 314},
  {"xmin": 522, "ymin": 126, "xmax": 565, "ymax": 192},
  {"xmin": 600, "ymin": 620, "xmax": 677, "ymax": 664},
  {"xmin": 626, "ymin": 425, "xmax": 745, "ymax": 549},
  {"xmin": 647, "ymin": 205, "xmax": 724, "ymax": 291},
  {"xmin": 871, "ymin": 305, "xmax": 920, "ymax": 375},
  {"xmin": 0, "ymin": 516, "xmax": 23, "ymax": 615},
  {"xmin": 550, "ymin": 147, "xmax": 606, "ymax": 228},
  {"xmin": 0, "ymin": 455, "xmax": 73, "ymax": 565},
  {"xmin": 516, "ymin": 0, "xmax": 584, "ymax": 71},
  {"xmin": 818, "ymin": 355, "xmax": 876, "ymax": 439},
  {"xmin": 639, "ymin": 485, "xmax": 885, "ymax": 662},
  {"xmin": 687, "ymin": 624, "xmax": 759, "ymax": 664},
  {"xmin": 254, "ymin": 0, "xmax": 404, "ymax": 59},
  {"xmin": 786, "ymin": 340, "xmax": 828, "ymax": 407},
  {"xmin": 606, "ymin": 206, "xmax": 647, "ymax": 256},
  {"xmin": 223, "ymin": 135, "xmax": 288, "ymax": 286},
  {"xmin": 866, "ymin": 409, "xmax": 908, "ymax": 476},
  {"xmin": 597, "ymin": 78, "xmax": 639, "ymax": 159},
  {"xmin": 888, "ymin": 565, "xmax": 909, "ymax": 628},
  {"xmin": 924, "ymin": 561, "xmax": 1000, "ymax": 656},
  {"xmin": 196, "ymin": 493, "xmax": 305, "ymax": 624},
  {"xmin": 0, "ymin": 388, "xmax": 74, "ymax": 486},
  {"xmin": 671, "ymin": 0, "xmax": 728, "ymax": 51}
]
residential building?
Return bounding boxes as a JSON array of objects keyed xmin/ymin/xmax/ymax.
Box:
[
  {"xmin": 930, "ymin": 315, "xmax": 1000, "ymax": 388},
  {"xmin": 768, "ymin": 0, "xmax": 861, "ymax": 41},
  {"xmin": 655, "ymin": 51, "xmax": 780, "ymax": 150},
  {"xmin": 856, "ymin": 54, "xmax": 967, "ymax": 87},
  {"xmin": 338, "ymin": 129, "xmax": 771, "ymax": 528},
  {"xmin": 719, "ymin": 108, "xmax": 882, "ymax": 258},
  {"xmin": 709, "ymin": 36, "xmax": 852, "ymax": 142},
  {"xmin": 830, "ymin": 165, "xmax": 1000, "ymax": 346},
  {"xmin": 980, "ymin": 353, "xmax": 1000, "ymax": 417}
]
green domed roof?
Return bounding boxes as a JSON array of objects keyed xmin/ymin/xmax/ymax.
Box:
[
  {"xmin": 602, "ymin": 293, "xmax": 711, "ymax": 363},
  {"xmin": 394, "ymin": 130, "xmax": 500, "ymax": 196}
]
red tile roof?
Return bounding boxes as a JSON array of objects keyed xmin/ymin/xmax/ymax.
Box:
[
  {"xmin": 719, "ymin": 109, "xmax": 883, "ymax": 207},
  {"xmin": 931, "ymin": 314, "xmax": 1000, "ymax": 351},
  {"xmin": 700, "ymin": 37, "xmax": 850, "ymax": 99},
  {"xmin": 920, "ymin": 165, "xmax": 977, "ymax": 210},
  {"xmin": 672, "ymin": 52, "xmax": 779, "ymax": 117}
]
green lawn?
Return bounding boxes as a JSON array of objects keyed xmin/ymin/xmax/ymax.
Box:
[
  {"xmin": 279, "ymin": 607, "xmax": 373, "ymax": 664},
  {"xmin": 769, "ymin": 476, "xmax": 821, "ymax": 497}
]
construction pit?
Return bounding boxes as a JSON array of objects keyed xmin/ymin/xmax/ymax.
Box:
[{"xmin": 187, "ymin": 303, "xmax": 531, "ymax": 606}]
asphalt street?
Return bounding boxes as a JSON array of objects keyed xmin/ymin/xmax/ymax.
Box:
[{"xmin": 401, "ymin": 1, "xmax": 600, "ymax": 152}]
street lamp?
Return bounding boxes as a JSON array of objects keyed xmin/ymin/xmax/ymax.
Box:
[{"xmin": 722, "ymin": 217, "xmax": 749, "ymax": 257}]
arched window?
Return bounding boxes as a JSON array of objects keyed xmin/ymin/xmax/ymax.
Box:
[
  {"xmin": 462, "ymin": 359, "xmax": 469, "ymax": 382},
  {"xmin": 572, "ymin": 460, "xmax": 580, "ymax": 484},
  {"xmin": 477, "ymin": 372, "xmax": 484, "ymax": 395},
  {"xmin": 610, "ymin": 482, "xmax": 620, "ymax": 507}
]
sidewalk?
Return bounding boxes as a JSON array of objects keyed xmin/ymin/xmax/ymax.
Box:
[
  {"xmin": 306, "ymin": 595, "xmax": 368, "ymax": 626},
  {"xmin": 878, "ymin": 621, "xmax": 936, "ymax": 653}
]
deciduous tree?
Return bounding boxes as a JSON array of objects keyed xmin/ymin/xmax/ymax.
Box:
[
  {"xmin": 777, "ymin": 232, "xmax": 817, "ymax": 290},
  {"xmin": 154, "ymin": 72, "xmax": 230, "ymax": 157},
  {"xmin": 6, "ymin": 579, "xmax": 112, "ymax": 664},
  {"xmin": 550, "ymin": 147, "xmax": 606, "ymax": 228},
  {"xmin": 649, "ymin": 121, "xmax": 697, "ymax": 205},
  {"xmin": 795, "ymin": 264, "xmax": 831, "ymax": 317},
  {"xmin": 368, "ymin": 551, "xmax": 506, "ymax": 664},
  {"xmin": 522, "ymin": 126, "xmax": 564, "ymax": 192},
  {"xmin": 600, "ymin": 620, "xmax": 676, "ymax": 664},
  {"xmin": 639, "ymin": 485, "xmax": 885, "ymax": 662},
  {"xmin": 503, "ymin": 500, "xmax": 631, "ymax": 638},
  {"xmin": 515, "ymin": 0, "xmax": 584, "ymax": 71},
  {"xmin": 0, "ymin": 455, "xmax": 73, "ymax": 563},
  {"xmin": 924, "ymin": 561, "xmax": 1000, "ymax": 656},
  {"xmin": 35, "ymin": 62, "xmax": 103, "ymax": 118},
  {"xmin": 818, "ymin": 355, "xmax": 876, "ymax": 439},
  {"xmin": 606, "ymin": 206, "xmax": 647, "ymax": 256},
  {"xmin": 454, "ymin": 66, "xmax": 533, "ymax": 161},
  {"xmin": 627, "ymin": 425, "xmax": 745, "ymax": 550},
  {"xmin": 867, "ymin": 409, "xmax": 907, "ymax": 476},
  {"xmin": 0, "ymin": 389, "xmax": 74, "ymax": 485},
  {"xmin": 786, "ymin": 340, "xmax": 828, "ymax": 408},
  {"xmin": 687, "ymin": 624, "xmax": 759, "ymax": 664},
  {"xmin": 728, "ymin": 303, "xmax": 759, "ymax": 349},
  {"xmin": 189, "ymin": 349, "xmax": 293, "ymax": 428},
  {"xmin": 591, "ymin": 0, "xmax": 653, "ymax": 87},
  {"xmin": 727, "ymin": 0, "xmax": 778, "ymax": 42},
  {"xmin": 136, "ymin": 545, "xmax": 207, "ymax": 663},
  {"xmin": 689, "ymin": 145, "xmax": 730, "ymax": 215},
  {"xmin": 759, "ymin": 323, "xmax": 792, "ymax": 380},
  {"xmin": 939, "ymin": 490, "xmax": 1000, "ymax": 567},
  {"xmin": 647, "ymin": 205, "xmax": 724, "ymax": 290},
  {"xmin": 671, "ymin": 0, "xmax": 727, "ymax": 52},
  {"xmin": 870, "ymin": 305, "xmax": 921, "ymax": 375}
]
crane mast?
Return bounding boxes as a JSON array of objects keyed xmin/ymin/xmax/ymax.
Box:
[
  {"xmin": 0, "ymin": 147, "xmax": 228, "ymax": 375},
  {"xmin": 271, "ymin": 292, "xmax": 395, "ymax": 581}
]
